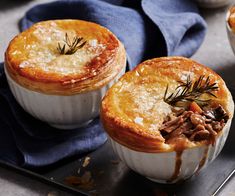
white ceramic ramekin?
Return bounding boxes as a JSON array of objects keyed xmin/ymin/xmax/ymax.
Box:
[
  {"xmin": 109, "ymin": 119, "xmax": 232, "ymax": 183},
  {"xmin": 194, "ymin": 0, "xmax": 232, "ymax": 8},
  {"xmin": 226, "ymin": 7, "xmax": 235, "ymax": 55},
  {"xmin": 5, "ymin": 66, "xmax": 125, "ymax": 129}
]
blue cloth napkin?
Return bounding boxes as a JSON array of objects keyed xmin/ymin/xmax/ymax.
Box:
[
  {"xmin": 0, "ymin": 64, "xmax": 107, "ymax": 167},
  {"xmin": 0, "ymin": 0, "xmax": 207, "ymax": 168},
  {"xmin": 21, "ymin": 0, "xmax": 207, "ymax": 69}
]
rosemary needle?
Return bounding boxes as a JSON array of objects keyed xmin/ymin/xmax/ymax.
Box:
[
  {"xmin": 57, "ymin": 33, "xmax": 86, "ymax": 55},
  {"xmin": 164, "ymin": 75, "xmax": 218, "ymax": 106}
]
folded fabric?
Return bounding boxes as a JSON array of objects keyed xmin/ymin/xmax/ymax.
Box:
[
  {"xmin": 21, "ymin": 0, "xmax": 207, "ymax": 69},
  {"xmin": 0, "ymin": 63, "xmax": 107, "ymax": 167}
]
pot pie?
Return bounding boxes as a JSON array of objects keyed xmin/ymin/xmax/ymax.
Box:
[
  {"xmin": 5, "ymin": 20, "xmax": 126, "ymax": 129},
  {"xmin": 101, "ymin": 57, "xmax": 234, "ymax": 182},
  {"xmin": 228, "ymin": 6, "xmax": 235, "ymax": 31},
  {"xmin": 226, "ymin": 6, "xmax": 235, "ymax": 56},
  {"xmin": 195, "ymin": 0, "xmax": 231, "ymax": 8}
]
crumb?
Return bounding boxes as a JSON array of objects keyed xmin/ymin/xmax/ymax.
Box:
[
  {"xmin": 110, "ymin": 160, "xmax": 120, "ymax": 165},
  {"xmin": 64, "ymin": 176, "xmax": 82, "ymax": 186},
  {"xmin": 64, "ymin": 171, "xmax": 94, "ymax": 190},
  {"xmin": 81, "ymin": 171, "xmax": 92, "ymax": 184},
  {"xmin": 82, "ymin": 156, "xmax": 91, "ymax": 167}
]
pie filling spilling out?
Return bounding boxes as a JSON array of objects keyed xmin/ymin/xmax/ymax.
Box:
[
  {"xmin": 160, "ymin": 74, "xmax": 229, "ymax": 146},
  {"xmin": 160, "ymin": 103, "xmax": 228, "ymax": 146}
]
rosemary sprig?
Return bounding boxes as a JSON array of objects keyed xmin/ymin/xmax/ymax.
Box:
[
  {"xmin": 57, "ymin": 33, "xmax": 86, "ymax": 55},
  {"xmin": 164, "ymin": 75, "xmax": 218, "ymax": 106}
]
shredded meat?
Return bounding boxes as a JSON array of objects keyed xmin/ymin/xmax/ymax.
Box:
[
  {"xmin": 203, "ymin": 110, "xmax": 215, "ymax": 119},
  {"xmin": 160, "ymin": 104, "xmax": 228, "ymax": 145},
  {"xmin": 190, "ymin": 129, "xmax": 210, "ymax": 141},
  {"xmin": 214, "ymin": 105, "xmax": 229, "ymax": 122},
  {"xmin": 203, "ymin": 105, "xmax": 229, "ymax": 122},
  {"xmin": 160, "ymin": 116, "xmax": 184, "ymax": 133},
  {"xmin": 190, "ymin": 114, "xmax": 205, "ymax": 125},
  {"xmin": 168, "ymin": 121, "xmax": 193, "ymax": 138},
  {"xmin": 211, "ymin": 120, "xmax": 225, "ymax": 132}
]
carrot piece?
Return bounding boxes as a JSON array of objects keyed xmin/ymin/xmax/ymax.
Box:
[{"xmin": 189, "ymin": 101, "xmax": 203, "ymax": 114}]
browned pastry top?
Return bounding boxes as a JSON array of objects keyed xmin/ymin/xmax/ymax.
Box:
[
  {"xmin": 228, "ymin": 7, "xmax": 235, "ymax": 30},
  {"xmin": 5, "ymin": 20, "xmax": 126, "ymax": 95}
]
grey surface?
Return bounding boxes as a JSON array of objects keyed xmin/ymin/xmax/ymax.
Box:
[
  {"xmin": 0, "ymin": 166, "xmax": 73, "ymax": 196},
  {"xmin": 192, "ymin": 5, "xmax": 235, "ymax": 90},
  {"xmin": 0, "ymin": 0, "xmax": 53, "ymax": 61},
  {"xmin": 1, "ymin": 0, "xmax": 235, "ymax": 195}
]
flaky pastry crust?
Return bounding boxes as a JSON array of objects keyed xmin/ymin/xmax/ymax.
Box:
[
  {"xmin": 101, "ymin": 57, "xmax": 234, "ymax": 153},
  {"xmin": 228, "ymin": 6, "xmax": 235, "ymax": 31},
  {"xmin": 5, "ymin": 20, "xmax": 126, "ymax": 95}
]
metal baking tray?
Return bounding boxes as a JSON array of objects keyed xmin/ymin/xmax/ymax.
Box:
[{"xmin": 1, "ymin": 89, "xmax": 235, "ymax": 196}]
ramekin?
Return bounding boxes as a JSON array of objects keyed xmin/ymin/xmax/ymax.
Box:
[
  {"xmin": 4, "ymin": 65, "xmax": 126, "ymax": 129},
  {"xmin": 226, "ymin": 6, "xmax": 235, "ymax": 55},
  {"xmin": 109, "ymin": 119, "xmax": 232, "ymax": 183},
  {"xmin": 194, "ymin": 0, "xmax": 232, "ymax": 8}
]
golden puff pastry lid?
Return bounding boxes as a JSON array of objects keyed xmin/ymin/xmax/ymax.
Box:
[
  {"xmin": 228, "ymin": 6, "xmax": 235, "ymax": 31},
  {"xmin": 101, "ymin": 57, "xmax": 234, "ymax": 153},
  {"xmin": 5, "ymin": 20, "xmax": 126, "ymax": 95}
]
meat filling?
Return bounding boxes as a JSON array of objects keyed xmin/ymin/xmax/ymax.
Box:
[{"xmin": 160, "ymin": 104, "xmax": 228, "ymax": 145}]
